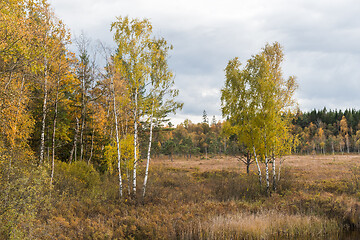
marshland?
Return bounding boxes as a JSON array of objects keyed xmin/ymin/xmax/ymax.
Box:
[{"xmin": 2, "ymin": 0, "xmax": 360, "ymax": 239}]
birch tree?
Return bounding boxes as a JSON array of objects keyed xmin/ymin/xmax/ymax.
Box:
[
  {"xmin": 22, "ymin": 1, "xmax": 69, "ymax": 164},
  {"xmin": 49, "ymin": 27, "xmax": 72, "ymax": 185},
  {"xmin": 111, "ymin": 17, "xmax": 182, "ymax": 199},
  {"xmin": 142, "ymin": 38, "xmax": 182, "ymax": 198},
  {"xmin": 221, "ymin": 42, "xmax": 298, "ymax": 194},
  {"xmin": 75, "ymin": 34, "xmax": 97, "ymax": 162},
  {"xmin": 111, "ymin": 17, "xmax": 154, "ymax": 196}
]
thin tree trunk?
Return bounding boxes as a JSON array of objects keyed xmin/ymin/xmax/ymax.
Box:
[
  {"xmin": 127, "ymin": 168, "xmax": 131, "ymax": 196},
  {"xmin": 80, "ymin": 106, "xmax": 86, "ymax": 161},
  {"xmin": 39, "ymin": 68, "xmax": 48, "ymax": 164},
  {"xmin": 133, "ymin": 89, "xmax": 138, "ymax": 196},
  {"xmin": 265, "ymin": 155, "xmax": 270, "ymax": 195},
  {"xmin": 253, "ymin": 146, "xmax": 262, "ymax": 187},
  {"xmin": 332, "ymin": 142, "xmax": 334, "ymax": 155},
  {"xmin": 121, "ymin": 113, "xmax": 131, "ymax": 196},
  {"xmin": 69, "ymin": 117, "xmax": 79, "ymax": 163},
  {"xmin": 87, "ymin": 128, "xmax": 95, "ymax": 165},
  {"xmin": 17, "ymin": 76, "xmax": 25, "ymax": 108},
  {"xmin": 50, "ymin": 78, "xmax": 60, "ymax": 186},
  {"xmin": 112, "ymin": 76, "xmax": 123, "ymax": 198},
  {"xmin": 80, "ymin": 58, "xmax": 87, "ymax": 161},
  {"xmin": 47, "ymin": 146, "xmax": 50, "ymax": 162},
  {"xmin": 143, "ymin": 102, "xmax": 154, "ymax": 199},
  {"xmin": 272, "ymin": 156, "xmax": 276, "ymax": 191},
  {"xmin": 4, "ymin": 72, "xmax": 12, "ymax": 90}
]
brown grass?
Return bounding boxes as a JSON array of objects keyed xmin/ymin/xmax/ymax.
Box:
[
  {"xmin": 5, "ymin": 154, "xmax": 360, "ymax": 239},
  {"xmin": 195, "ymin": 211, "xmax": 339, "ymax": 239},
  {"xmin": 284, "ymin": 155, "xmax": 360, "ymax": 182},
  {"xmin": 151, "ymin": 154, "xmax": 360, "ymax": 181},
  {"xmin": 152, "ymin": 155, "xmax": 243, "ymax": 172}
]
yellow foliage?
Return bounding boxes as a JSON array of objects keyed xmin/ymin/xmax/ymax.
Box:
[{"xmin": 103, "ymin": 134, "xmax": 137, "ymax": 174}]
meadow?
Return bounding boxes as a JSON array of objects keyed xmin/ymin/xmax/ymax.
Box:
[{"xmin": 8, "ymin": 154, "xmax": 359, "ymax": 239}]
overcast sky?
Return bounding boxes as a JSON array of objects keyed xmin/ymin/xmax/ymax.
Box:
[{"xmin": 48, "ymin": 0, "xmax": 360, "ymax": 125}]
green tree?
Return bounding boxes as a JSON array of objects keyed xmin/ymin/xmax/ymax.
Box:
[{"xmin": 202, "ymin": 110, "xmax": 208, "ymax": 124}]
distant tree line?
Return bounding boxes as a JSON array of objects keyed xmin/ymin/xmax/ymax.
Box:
[
  {"xmin": 148, "ymin": 107, "xmax": 360, "ymax": 163},
  {"xmin": 292, "ymin": 108, "xmax": 360, "ymax": 154},
  {"xmin": 142, "ymin": 117, "xmax": 229, "ymax": 160}
]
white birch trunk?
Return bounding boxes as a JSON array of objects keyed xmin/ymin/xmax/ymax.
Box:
[
  {"xmin": 69, "ymin": 117, "xmax": 79, "ymax": 163},
  {"xmin": 264, "ymin": 135, "xmax": 270, "ymax": 194},
  {"xmin": 87, "ymin": 129, "xmax": 94, "ymax": 165},
  {"xmin": 112, "ymin": 77, "xmax": 123, "ymax": 197},
  {"xmin": 79, "ymin": 98, "xmax": 86, "ymax": 161},
  {"xmin": 80, "ymin": 58, "xmax": 87, "ymax": 161},
  {"xmin": 265, "ymin": 156, "xmax": 270, "ymax": 194},
  {"xmin": 80, "ymin": 100, "xmax": 86, "ymax": 161},
  {"xmin": 133, "ymin": 89, "xmax": 138, "ymax": 195},
  {"xmin": 142, "ymin": 102, "xmax": 154, "ymax": 198},
  {"xmin": 50, "ymin": 78, "xmax": 60, "ymax": 186},
  {"xmin": 80, "ymin": 116, "xmax": 85, "ymax": 161},
  {"xmin": 39, "ymin": 65, "xmax": 48, "ymax": 164},
  {"xmin": 272, "ymin": 156, "xmax": 276, "ymax": 191},
  {"xmin": 253, "ymin": 146, "xmax": 262, "ymax": 186}
]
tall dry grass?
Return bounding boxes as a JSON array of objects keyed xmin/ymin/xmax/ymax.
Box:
[{"xmin": 181, "ymin": 211, "xmax": 340, "ymax": 240}]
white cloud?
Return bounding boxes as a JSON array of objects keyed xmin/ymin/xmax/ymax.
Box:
[
  {"xmin": 49, "ymin": 0, "xmax": 360, "ymax": 125},
  {"xmin": 201, "ymin": 88, "xmax": 219, "ymax": 98}
]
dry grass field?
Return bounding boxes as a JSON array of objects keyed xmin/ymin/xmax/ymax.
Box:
[
  {"xmin": 152, "ymin": 154, "xmax": 360, "ymax": 181},
  {"xmin": 139, "ymin": 154, "xmax": 360, "ymax": 239},
  {"xmin": 9, "ymin": 154, "xmax": 360, "ymax": 239}
]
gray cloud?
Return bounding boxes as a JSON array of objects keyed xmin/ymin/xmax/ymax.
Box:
[{"xmin": 49, "ymin": 0, "xmax": 360, "ymax": 124}]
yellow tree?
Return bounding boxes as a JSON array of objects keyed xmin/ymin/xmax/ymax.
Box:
[
  {"xmin": 111, "ymin": 17, "xmax": 153, "ymax": 196},
  {"xmin": 48, "ymin": 25, "xmax": 72, "ymax": 185},
  {"xmin": 142, "ymin": 37, "xmax": 182, "ymax": 198},
  {"xmin": 221, "ymin": 42, "xmax": 298, "ymax": 194},
  {"xmin": 355, "ymin": 130, "xmax": 360, "ymax": 154},
  {"xmin": 23, "ymin": 0, "xmax": 71, "ymax": 164},
  {"xmin": 340, "ymin": 116, "xmax": 350, "ymax": 153},
  {"xmin": 111, "ymin": 17, "xmax": 182, "ymax": 199},
  {"xmin": 316, "ymin": 127, "xmax": 326, "ymax": 154}
]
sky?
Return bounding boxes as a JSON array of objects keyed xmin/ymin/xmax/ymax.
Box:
[{"xmin": 48, "ymin": 0, "xmax": 360, "ymax": 125}]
